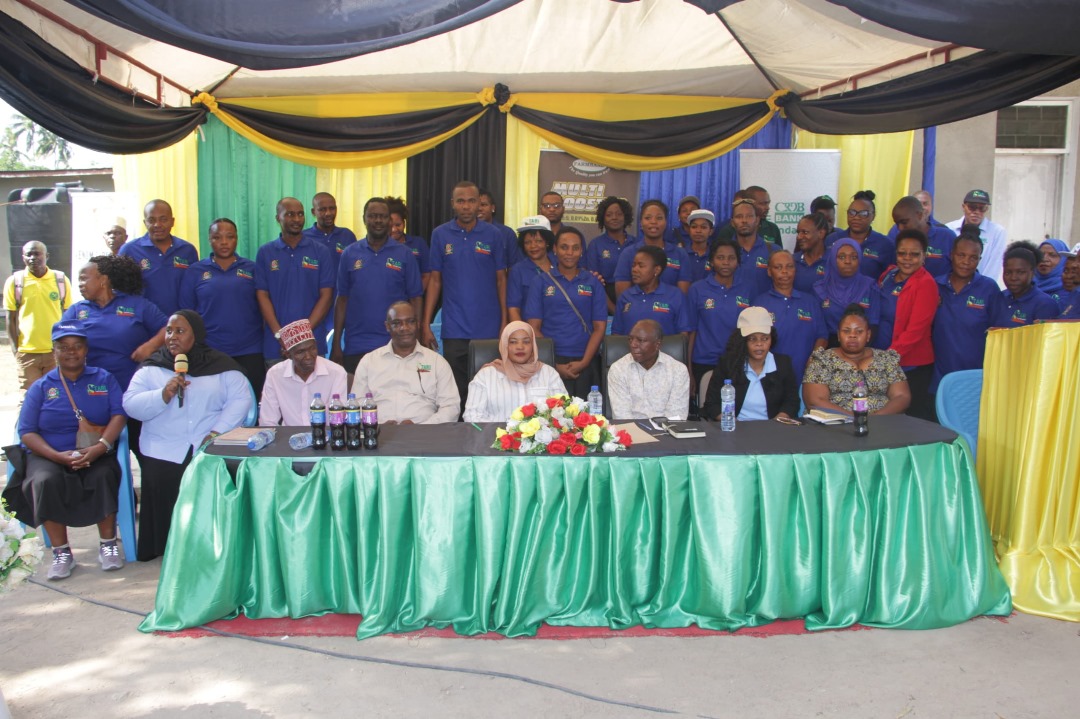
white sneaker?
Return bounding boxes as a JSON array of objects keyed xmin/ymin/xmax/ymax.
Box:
[
  {"xmin": 98, "ymin": 542, "xmax": 124, "ymax": 571},
  {"xmin": 47, "ymin": 550, "xmax": 76, "ymax": 580}
]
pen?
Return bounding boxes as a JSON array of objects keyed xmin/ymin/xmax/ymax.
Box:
[{"xmin": 470, "ymin": 422, "xmax": 483, "ymax": 431}]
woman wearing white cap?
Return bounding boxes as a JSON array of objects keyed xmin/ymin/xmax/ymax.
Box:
[
  {"xmin": 506, "ymin": 216, "xmax": 555, "ymax": 322},
  {"xmin": 701, "ymin": 306, "xmax": 799, "ymax": 422}
]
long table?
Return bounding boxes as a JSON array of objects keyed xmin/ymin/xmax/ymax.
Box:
[{"xmin": 139, "ymin": 416, "xmax": 1011, "ymax": 639}]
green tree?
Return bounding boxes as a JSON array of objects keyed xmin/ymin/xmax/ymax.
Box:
[{"xmin": 1, "ymin": 115, "xmax": 71, "ymax": 169}]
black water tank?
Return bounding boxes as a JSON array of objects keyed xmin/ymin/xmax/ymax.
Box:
[{"xmin": 6, "ymin": 186, "xmax": 74, "ymax": 277}]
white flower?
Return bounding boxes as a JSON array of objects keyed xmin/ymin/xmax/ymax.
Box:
[
  {"xmin": 534, "ymin": 427, "xmax": 554, "ymax": 445},
  {"xmin": 602, "ymin": 441, "xmax": 619, "ymax": 453},
  {"xmin": 559, "ymin": 417, "xmax": 575, "ymax": 430},
  {"xmin": 16, "ymin": 536, "xmax": 44, "ymax": 562},
  {"xmin": 506, "ymin": 419, "xmax": 520, "ymax": 431},
  {"xmin": 0, "ymin": 517, "xmax": 25, "ymax": 538},
  {"xmin": 550, "ymin": 407, "xmax": 565, "ymax": 419},
  {"xmin": 519, "ymin": 438, "xmax": 534, "ymax": 453},
  {"xmin": 0, "ymin": 540, "xmax": 14, "ymax": 565}
]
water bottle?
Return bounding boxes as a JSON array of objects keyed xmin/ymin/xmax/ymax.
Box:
[
  {"xmin": 246, "ymin": 428, "xmax": 277, "ymax": 451},
  {"xmin": 345, "ymin": 393, "xmax": 362, "ymax": 451},
  {"xmin": 361, "ymin": 392, "xmax": 379, "ymax": 450},
  {"xmin": 720, "ymin": 379, "xmax": 736, "ymax": 432},
  {"xmin": 328, "ymin": 393, "xmax": 346, "ymax": 451},
  {"xmin": 587, "ymin": 385, "xmax": 603, "ymax": 416},
  {"xmin": 853, "ymin": 381, "xmax": 869, "ymax": 437},
  {"xmin": 288, "ymin": 432, "xmax": 313, "ymax": 450},
  {"xmin": 310, "ymin": 392, "xmax": 327, "ymax": 450}
]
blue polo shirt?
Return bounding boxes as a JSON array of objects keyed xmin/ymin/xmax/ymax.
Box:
[
  {"xmin": 336, "ymin": 239, "xmax": 422, "ymax": 355},
  {"xmin": 931, "ymin": 272, "xmax": 1001, "ymax": 392},
  {"xmin": 400, "ymin": 235, "xmax": 431, "ymax": 274},
  {"xmin": 254, "ymin": 235, "xmax": 335, "ymax": 357},
  {"xmin": 821, "ymin": 287, "xmax": 882, "ymax": 336},
  {"xmin": 118, "ymin": 234, "xmax": 199, "ymax": 317},
  {"xmin": 62, "ymin": 292, "xmax": 168, "ymax": 390},
  {"xmin": 734, "ymin": 236, "xmax": 774, "ymax": 296},
  {"xmin": 922, "ymin": 226, "xmax": 955, "ymax": 278},
  {"xmin": 753, "ymin": 288, "xmax": 827, "ymax": 381},
  {"xmin": 178, "ymin": 256, "xmax": 262, "ymax": 356},
  {"xmin": 826, "ymin": 229, "xmax": 895, "ymax": 281},
  {"xmin": 19, "ymin": 366, "xmax": 124, "ymax": 452},
  {"xmin": 793, "ymin": 251, "xmax": 826, "ymax": 294},
  {"xmin": 992, "ymin": 286, "xmax": 1060, "ymax": 328},
  {"xmin": 612, "ymin": 283, "xmax": 690, "ymax": 337},
  {"xmin": 429, "ymin": 219, "xmax": 507, "ymax": 339},
  {"xmin": 584, "ymin": 231, "xmax": 637, "ymax": 283},
  {"xmin": 665, "ymin": 224, "xmax": 692, "ymax": 248},
  {"xmin": 685, "ymin": 276, "xmax": 755, "ymax": 366},
  {"xmin": 491, "ymin": 222, "xmax": 522, "ymax": 267},
  {"xmin": 507, "ymin": 255, "xmax": 556, "ymax": 311},
  {"xmin": 1058, "ymin": 290, "xmax": 1080, "ymax": 319},
  {"xmin": 613, "ymin": 240, "xmax": 692, "ymax": 288},
  {"xmin": 686, "ymin": 245, "xmax": 712, "ymax": 284},
  {"xmin": 523, "ymin": 269, "xmax": 607, "ymax": 357},
  {"xmin": 873, "ymin": 268, "xmax": 908, "ymax": 350},
  {"xmin": 302, "ymin": 224, "xmax": 357, "ymax": 279}
]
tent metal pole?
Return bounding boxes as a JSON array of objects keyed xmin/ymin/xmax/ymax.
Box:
[{"xmin": 714, "ymin": 11, "xmax": 781, "ymax": 92}]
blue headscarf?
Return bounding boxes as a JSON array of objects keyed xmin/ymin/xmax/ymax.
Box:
[
  {"xmin": 813, "ymin": 239, "xmax": 877, "ymax": 308},
  {"xmin": 1035, "ymin": 239, "xmax": 1069, "ymax": 294}
]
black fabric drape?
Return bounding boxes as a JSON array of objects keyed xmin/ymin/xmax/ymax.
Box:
[
  {"xmin": 783, "ymin": 51, "xmax": 1080, "ymax": 135},
  {"xmin": 509, "ymin": 102, "xmax": 771, "ymax": 157},
  {"xmin": 829, "ymin": 1, "xmax": 1080, "ymax": 57},
  {"xmin": 0, "ymin": 11, "xmax": 206, "ymax": 154},
  {"xmin": 65, "ymin": 0, "xmax": 523, "ymax": 70},
  {"xmin": 406, "ymin": 107, "xmax": 507, "ymax": 243},
  {"xmin": 217, "ymin": 102, "xmax": 485, "ymax": 152}
]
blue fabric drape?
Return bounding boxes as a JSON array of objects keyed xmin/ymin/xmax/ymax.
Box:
[
  {"xmin": 638, "ymin": 114, "xmax": 792, "ymax": 216},
  {"xmin": 922, "ymin": 126, "xmax": 937, "ymax": 198}
]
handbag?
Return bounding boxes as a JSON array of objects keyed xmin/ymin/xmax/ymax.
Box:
[{"xmin": 59, "ymin": 373, "xmax": 107, "ymax": 449}]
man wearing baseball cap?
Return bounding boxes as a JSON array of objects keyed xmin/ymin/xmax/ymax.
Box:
[{"xmin": 946, "ymin": 189, "xmax": 1008, "ymax": 288}]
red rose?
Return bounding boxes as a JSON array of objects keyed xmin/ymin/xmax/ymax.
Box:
[
  {"xmin": 570, "ymin": 443, "xmax": 587, "ymax": 456},
  {"xmin": 521, "ymin": 403, "xmax": 537, "ymax": 418},
  {"xmin": 574, "ymin": 413, "xmax": 593, "ymax": 429},
  {"xmin": 617, "ymin": 430, "xmax": 633, "ymax": 447},
  {"xmin": 499, "ymin": 434, "xmax": 514, "ymax": 450},
  {"xmin": 512, "ymin": 431, "xmax": 522, "ymax": 439},
  {"xmin": 510, "ymin": 439, "xmax": 521, "ymax": 450},
  {"xmin": 546, "ymin": 397, "xmax": 562, "ymax": 409},
  {"xmin": 547, "ymin": 440, "xmax": 568, "ymax": 455},
  {"xmin": 560, "ymin": 432, "xmax": 577, "ymax": 444}
]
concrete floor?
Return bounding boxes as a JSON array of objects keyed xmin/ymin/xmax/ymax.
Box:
[{"xmin": 3, "ymin": 343, "xmax": 1079, "ymax": 718}]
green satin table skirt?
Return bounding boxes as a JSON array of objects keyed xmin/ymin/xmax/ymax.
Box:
[{"xmin": 140, "ymin": 442, "xmax": 1011, "ymax": 638}]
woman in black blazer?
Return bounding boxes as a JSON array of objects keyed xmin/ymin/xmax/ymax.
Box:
[{"xmin": 702, "ymin": 306, "xmax": 800, "ymax": 421}]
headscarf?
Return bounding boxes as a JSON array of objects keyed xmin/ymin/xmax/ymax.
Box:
[
  {"xmin": 142, "ymin": 309, "xmax": 243, "ymax": 376},
  {"xmin": 813, "ymin": 238, "xmax": 878, "ymax": 308},
  {"xmin": 1034, "ymin": 239, "xmax": 1069, "ymax": 294},
  {"xmin": 484, "ymin": 320, "xmax": 541, "ymax": 384}
]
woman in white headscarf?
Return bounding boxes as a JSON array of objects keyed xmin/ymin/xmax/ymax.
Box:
[{"xmin": 462, "ymin": 321, "xmax": 566, "ymax": 422}]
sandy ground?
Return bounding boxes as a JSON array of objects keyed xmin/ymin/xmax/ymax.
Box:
[{"xmin": 2, "ymin": 342, "xmax": 1079, "ymax": 718}]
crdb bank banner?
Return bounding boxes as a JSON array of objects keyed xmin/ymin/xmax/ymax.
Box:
[{"xmin": 538, "ymin": 149, "xmax": 641, "ymax": 243}]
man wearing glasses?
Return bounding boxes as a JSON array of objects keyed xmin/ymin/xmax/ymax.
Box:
[
  {"xmin": 539, "ymin": 192, "xmax": 566, "ymax": 237},
  {"xmin": 946, "ymin": 190, "xmax": 1007, "ymax": 288}
]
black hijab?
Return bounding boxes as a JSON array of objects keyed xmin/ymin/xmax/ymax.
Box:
[{"xmin": 142, "ymin": 309, "xmax": 244, "ymax": 376}]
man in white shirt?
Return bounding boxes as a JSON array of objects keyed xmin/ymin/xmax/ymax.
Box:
[
  {"xmin": 259, "ymin": 319, "xmax": 348, "ymax": 425},
  {"xmin": 353, "ymin": 301, "xmax": 460, "ymax": 424},
  {"xmin": 606, "ymin": 319, "xmax": 689, "ymax": 420},
  {"xmin": 946, "ymin": 189, "xmax": 1008, "ymax": 288}
]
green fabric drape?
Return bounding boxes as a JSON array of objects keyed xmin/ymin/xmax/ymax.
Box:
[
  {"xmin": 141, "ymin": 443, "xmax": 1010, "ymax": 639},
  {"xmin": 196, "ymin": 115, "xmax": 317, "ymax": 258}
]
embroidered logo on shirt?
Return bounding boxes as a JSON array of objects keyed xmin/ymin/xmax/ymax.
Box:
[
  {"xmin": 927, "ymin": 247, "xmax": 944, "ymax": 259},
  {"xmin": 736, "ymin": 296, "xmax": 750, "ymax": 309},
  {"xmin": 49, "ymin": 291, "xmax": 59, "ymax": 301},
  {"xmin": 817, "ymin": 266, "xmax": 825, "ymax": 276},
  {"xmin": 335, "ymin": 243, "xmax": 346, "ymax": 254},
  {"xmin": 140, "ymin": 259, "xmax": 151, "ymax": 270},
  {"xmin": 704, "ymin": 298, "xmax": 716, "ymax": 310},
  {"xmin": 474, "ymin": 242, "xmax": 491, "ymax": 255},
  {"xmin": 1011, "ymin": 309, "xmax": 1028, "ymax": 324},
  {"xmin": 622, "ymin": 302, "xmax": 631, "ymax": 314},
  {"xmin": 417, "ymin": 363, "xmax": 432, "ymax": 373},
  {"xmin": 271, "ymin": 260, "xmax": 280, "ymax": 271},
  {"xmin": 797, "ymin": 309, "xmax": 814, "ymax": 322},
  {"xmin": 602, "ymin": 250, "xmax": 612, "ymax": 259},
  {"xmin": 77, "ymin": 309, "xmax": 88, "ymax": 319},
  {"xmin": 385, "ymin": 258, "xmax": 403, "ymax": 272},
  {"xmin": 891, "ymin": 284, "xmax": 903, "ymax": 296},
  {"xmin": 236, "ymin": 269, "xmax": 253, "ymax": 280},
  {"xmin": 965, "ymin": 296, "xmax": 985, "ymax": 310},
  {"xmin": 858, "ymin": 296, "xmax": 872, "ymax": 309},
  {"xmin": 410, "ymin": 247, "xmax": 420, "ymax": 256},
  {"xmin": 173, "ymin": 257, "xmax": 190, "ymax": 269},
  {"xmin": 577, "ymin": 285, "xmax": 593, "ymax": 296},
  {"xmin": 444, "ymin": 243, "xmax": 454, "ymax": 255},
  {"xmin": 755, "ymin": 257, "xmax": 768, "ymax": 269},
  {"xmin": 86, "ymin": 383, "xmax": 108, "ymax": 396},
  {"xmin": 46, "ymin": 387, "xmax": 60, "ymax": 400},
  {"xmin": 651, "ymin": 302, "xmax": 671, "ymax": 314},
  {"xmin": 822, "ymin": 299, "xmax": 831, "ymax": 308},
  {"xmin": 202, "ymin": 271, "xmax": 212, "ymax": 281},
  {"xmin": 353, "ymin": 259, "xmax": 364, "ymax": 270},
  {"xmin": 668, "ymin": 258, "xmax": 682, "ymax": 270},
  {"xmin": 301, "ymin": 256, "xmax": 319, "ymax": 270},
  {"xmin": 116, "ymin": 306, "xmax": 135, "ymax": 318},
  {"xmin": 545, "ymin": 286, "xmax": 556, "ymax": 297},
  {"xmin": 863, "ymin": 248, "xmax": 879, "ymax": 258}
]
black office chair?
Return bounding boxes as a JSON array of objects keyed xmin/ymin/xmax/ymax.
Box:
[
  {"xmin": 468, "ymin": 337, "xmax": 556, "ymax": 380},
  {"xmin": 600, "ymin": 333, "xmax": 688, "ymax": 401}
]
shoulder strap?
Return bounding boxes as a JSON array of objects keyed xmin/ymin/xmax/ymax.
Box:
[
  {"xmin": 13, "ymin": 270, "xmax": 24, "ymax": 307},
  {"xmin": 53, "ymin": 271, "xmax": 67, "ymax": 305},
  {"xmin": 59, "ymin": 372, "xmax": 86, "ymax": 421},
  {"xmin": 544, "ymin": 270, "xmax": 590, "ymax": 334},
  {"xmin": 11, "ymin": 270, "xmax": 66, "ymax": 307}
]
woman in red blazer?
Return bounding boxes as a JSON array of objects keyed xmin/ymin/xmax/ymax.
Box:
[{"xmin": 876, "ymin": 228, "xmax": 939, "ymax": 421}]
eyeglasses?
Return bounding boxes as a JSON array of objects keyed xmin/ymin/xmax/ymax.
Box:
[
  {"xmin": 847, "ymin": 209, "xmax": 871, "ymax": 218},
  {"xmin": 541, "ymin": 203, "xmax": 563, "ymax": 210},
  {"xmin": 964, "ymin": 203, "xmax": 989, "ymax": 213},
  {"xmin": 896, "ymin": 250, "xmax": 924, "ymax": 258}
]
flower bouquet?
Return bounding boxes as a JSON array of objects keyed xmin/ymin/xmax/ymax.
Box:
[
  {"xmin": 1, "ymin": 499, "xmax": 45, "ymax": 596},
  {"xmin": 492, "ymin": 395, "xmax": 632, "ymax": 455}
]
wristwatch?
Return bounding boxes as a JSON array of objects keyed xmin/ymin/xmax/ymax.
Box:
[
  {"xmin": 274, "ymin": 330, "xmax": 282, "ymax": 340},
  {"xmin": 98, "ymin": 437, "xmax": 114, "ymax": 453}
]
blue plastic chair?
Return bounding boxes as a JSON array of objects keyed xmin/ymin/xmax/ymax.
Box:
[
  {"xmin": 935, "ymin": 369, "xmax": 983, "ymax": 460},
  {"xmin": 243, "ymin": 380, "xmax": 258, "ymax": 427},
  {"xmin": 8, "ymin": 426, "xmax": 138, "ymax": 562}
]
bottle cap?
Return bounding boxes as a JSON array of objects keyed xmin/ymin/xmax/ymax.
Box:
[{"xmin": 591, "ymin": 385, "xmax": 598, "ymax": 391}]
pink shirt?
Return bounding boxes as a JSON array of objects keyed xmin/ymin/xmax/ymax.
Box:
[{"xmin": 259, "ymin": 356, "xmax": 348, "ymax": 426}]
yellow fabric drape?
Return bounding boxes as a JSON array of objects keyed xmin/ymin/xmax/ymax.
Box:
[
  {"xmin": 795, "ymin": 129, "xmax": 913, "ymax": 221},
  {"xmin": 503, "ymin": 115, "xmax": 555, "ymax": 230},
  {"xmin": 979, "ymin": 322, "xmax": 1080, "ymax": 621},
  {"xmin": 112, "ymin": 131, "xmax": 200, "ymax": 250},
  {"xmin": 314, "ymin": 165, "xmax": 408, "ymax": 236}
]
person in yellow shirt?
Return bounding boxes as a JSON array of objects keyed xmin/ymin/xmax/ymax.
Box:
[{"xmin": 4, "ymin": 241, "xmax": 73, "ymax": 394}]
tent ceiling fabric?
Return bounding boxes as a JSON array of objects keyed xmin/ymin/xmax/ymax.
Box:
[{"xmin": 11, "ymin": 0, "xmax": 989, "ymax": 102}]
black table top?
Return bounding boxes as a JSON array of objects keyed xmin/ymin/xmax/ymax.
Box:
[{"xmin": 206, "ymin": 415, "xmax": 958, "ymax": 462}]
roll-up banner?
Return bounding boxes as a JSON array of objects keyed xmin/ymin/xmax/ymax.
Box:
[
  {"xmin": 537, "ymin": 149, "xmax": 641, "ymax": 244},
  {"xmin": 739, "ymin": 150, "xmax": 841, "ymax": 251}
]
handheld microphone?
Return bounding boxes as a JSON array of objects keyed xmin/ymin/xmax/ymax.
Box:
[{"xmin": 174, "ymin": 353, "xmax": 189, "ymax": 407}]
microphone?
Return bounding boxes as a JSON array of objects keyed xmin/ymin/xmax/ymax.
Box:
[{"xmin": 174, "ymin": 353, "xmax": 188, "ymax": 408}]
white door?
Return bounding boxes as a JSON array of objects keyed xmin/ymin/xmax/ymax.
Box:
[{"xmin": 993, "ymin": 153, "xmax": 1061, "ymax": 242}]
